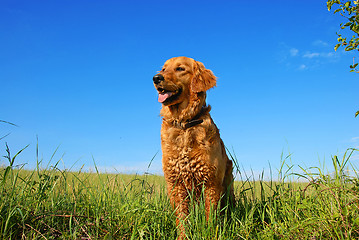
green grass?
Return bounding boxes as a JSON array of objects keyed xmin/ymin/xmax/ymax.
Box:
[{"xmin": 1, "ymin": 144, "xmax": 359, "ymax": 239}]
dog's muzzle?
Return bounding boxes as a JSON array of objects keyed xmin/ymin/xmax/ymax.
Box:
[{"xmin": 153, "ymin": 74, "xmax": 164, "ymax": 85}]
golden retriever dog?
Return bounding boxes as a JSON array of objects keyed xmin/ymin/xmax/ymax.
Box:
[{"xmin": 153, "ymin": 56, "xmax": 235, "ymax": 238}]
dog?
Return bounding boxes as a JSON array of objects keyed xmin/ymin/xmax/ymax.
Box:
[{"xmin": 153, "ymin": 56, "xmax": 235, "ymax": 239}]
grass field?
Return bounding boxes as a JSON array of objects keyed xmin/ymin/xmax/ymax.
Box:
[{"xmin": 1, "ymin": 144, "xmax": 359, "ymax": 239}]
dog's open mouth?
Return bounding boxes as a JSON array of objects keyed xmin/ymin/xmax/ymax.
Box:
[{"xmin": 157, "ymin": 88, "xmax": 182, "ymax": 104}]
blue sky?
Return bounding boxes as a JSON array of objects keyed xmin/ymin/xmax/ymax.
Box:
[{"xmin": 1, "ymin": 1, "xmax": 358, "ymax": 179}]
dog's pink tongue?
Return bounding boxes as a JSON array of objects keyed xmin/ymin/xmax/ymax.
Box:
[{"xmin": 158, "ymin": 92, "xmax": 173, "ymax": 103}]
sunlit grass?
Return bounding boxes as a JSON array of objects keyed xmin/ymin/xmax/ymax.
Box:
[{"xmin": 1, "ymin": 143, "xmax": 359, "ymax": 239}]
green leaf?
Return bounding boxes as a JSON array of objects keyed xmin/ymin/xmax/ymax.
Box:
[
  {"xmin": 349, "ymin": 16, "xmax": 356, "ymax": 21},
  {"xmin": 334, "ymin": 9, "xmax": 342, "ymax": 13},
  {"xmin": 349, "ymin": 63, "xmax": 358, "ymax": 68},
  {"xmin": 355, "ymin": 111, "xmax": 359, "ymax": 117},
  {"xmin": 334, "ymin": 43, "xmax": 341, "ymax": 51},
  {"xmin": 327, "ymin": 2, "xmax": 333, "ymax": 11},
  {"xmin": 354, "ymin": 217, "xmax": 359, "ymax": 226}
]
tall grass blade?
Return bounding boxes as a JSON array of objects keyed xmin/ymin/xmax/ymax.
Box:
[{"xmin": 0, "ymin": 120, "xmax": 18, "ymax": 127}]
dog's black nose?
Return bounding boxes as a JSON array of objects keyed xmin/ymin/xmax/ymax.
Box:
[{"xmin": 153, "ymin": 74, "xmax": 164, "ymax": 84}]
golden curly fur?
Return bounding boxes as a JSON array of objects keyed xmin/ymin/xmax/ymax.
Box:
[{"xmin": 153, "ymin": 56, "xmax": 235, "ymax": 239}]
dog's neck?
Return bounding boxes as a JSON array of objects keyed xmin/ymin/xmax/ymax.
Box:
[{"xmin": 160, "ymin": 92, "xmax": 209, "ymax": 129}]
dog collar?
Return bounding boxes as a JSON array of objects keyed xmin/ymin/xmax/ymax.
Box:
[
  {"xmin": 169, "ymin": 118, "xmax": 203, "ymax": 130},
  {"xmin": 182, "ymin": 119, "xmax": 204, "ymax": 129},
  {"xmin": 166, "ymin": 106, "xmax": 207, "ymax": 130}
]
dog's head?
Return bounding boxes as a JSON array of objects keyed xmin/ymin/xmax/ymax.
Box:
[{"xmin": 153, "ymin": 57, "xmax": 216, "ymax": 106}]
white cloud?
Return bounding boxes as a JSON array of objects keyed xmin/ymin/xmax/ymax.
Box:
[
  {"xmin": 303, "ymin": 51, "xmax": 336, "ymax": 59},
  {"xmin": 298, "ymin": 64, "xmax": 307, "ymax": 70},
  {"xmin": 278, "ymin": 42, "xmax": 339, "ymax": 70},
  {"xmin": 303, "ymin": 52, "xmax": 320, "ymax": 58},
  {"xmin": 313, "ymin": 40, "xmax": 329, "ymax": 47},
  {"xmin": 290, "ymin": 48, "xmax": 299, "ymax": 56},
  {"xmin": 325, "ymin": 52, "xmax": 335, "ymax": 57}
]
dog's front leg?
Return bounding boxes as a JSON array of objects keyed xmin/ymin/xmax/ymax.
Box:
[
  {"xmin": 168, "ymin": 184, "xmax": 189, "ymax": 240},
  {"xmin": 204, "ymin": 183, "xmax": 223, "ymax": 220}
]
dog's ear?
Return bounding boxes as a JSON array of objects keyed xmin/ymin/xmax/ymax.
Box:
[{"xmin": 191, "ymin": 61, "xmax": 217, "ymax": 93}]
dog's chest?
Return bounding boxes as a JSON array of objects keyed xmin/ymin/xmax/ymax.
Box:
[
  {"xmin": 162, "ymin": 127, "xmax": 200, "ymax": 157},
  {"xmin": 161, "ymin": 127, "xmax": 214, "ymax": 184}
]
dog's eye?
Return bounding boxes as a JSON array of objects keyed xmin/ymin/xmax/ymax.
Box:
[
  {"xmin": 176, "ymin": 67, "xmax": 185, "ymax": 71},
  {"xmin": 161, "ymin": 68, "xmax": 166, "ymax": 72}
]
